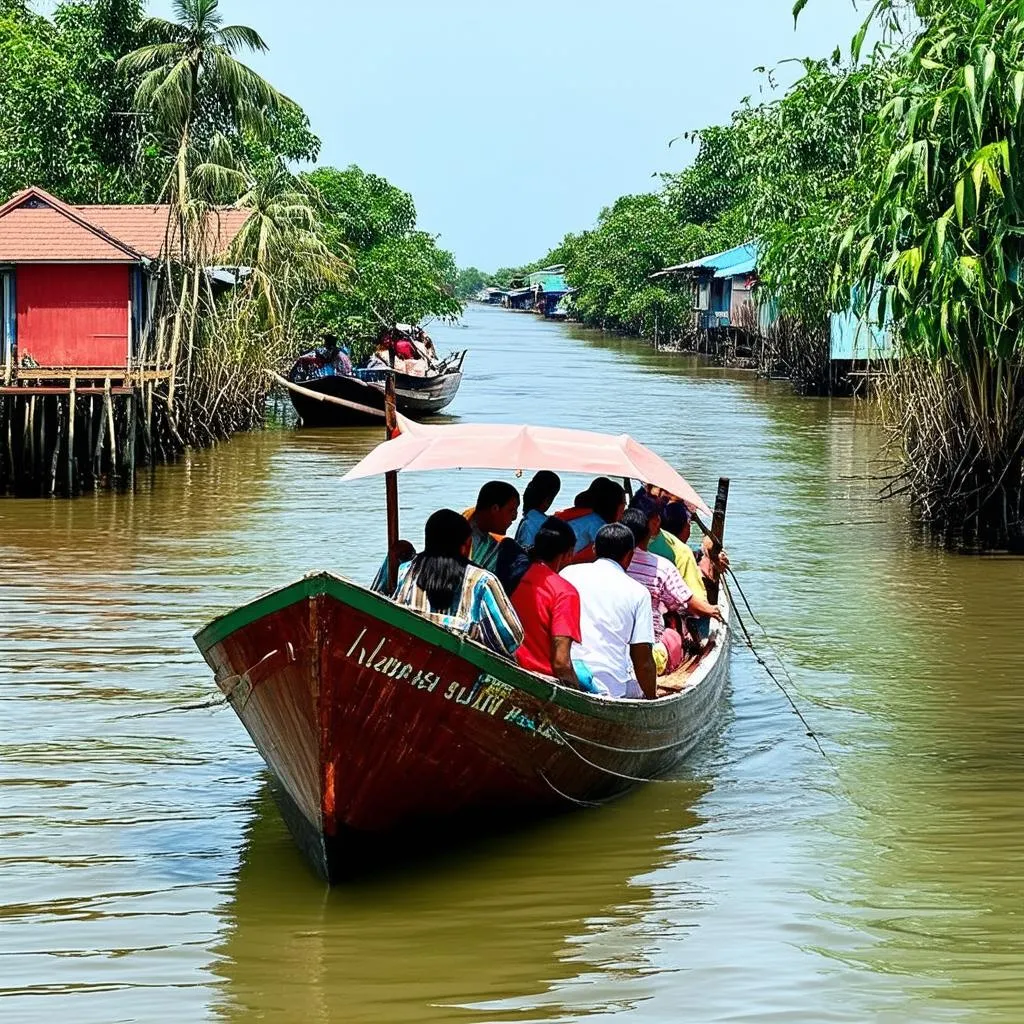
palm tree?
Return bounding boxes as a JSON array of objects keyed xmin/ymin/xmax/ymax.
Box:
[
  {"xmin": 118, "ymin": 0, "xmax": 294, "ymax": 407},
  {"xmin": 228, "ymin": 161, "xmax": 350, "ymax": 337},
  {"xmin": 119, "ymin": 0, "xmax": 289, "ymax": 210}
]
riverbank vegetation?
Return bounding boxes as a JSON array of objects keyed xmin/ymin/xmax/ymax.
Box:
[
  {"xmin": 0, "ymin": 0, "xmax": 458, "ymax": 448},
  {"xmin": 467, "ymin": 0, "xmax": 1024, "ymax": 549}
]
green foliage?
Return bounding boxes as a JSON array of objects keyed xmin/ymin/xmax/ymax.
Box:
[
  {"xmin": 0, "ymin": 1, "xmax": 154, "ymax": 202},
  {"xmin": 298, "ymin": 166, "xmax": 460, "ymax": 359},
  {"xmin": 737, "ymin": 57, "xmax": 893, "ymax": 327},
  {"xmin": 454, "ymin": 267, "xmax": 494, "ymax": 298}
]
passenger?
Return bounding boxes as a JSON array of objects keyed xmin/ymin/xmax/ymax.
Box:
[
  {"xmin": 370, "ymin": 539, "xmax": 416, "ymax": 594},
  {"xmin": 658, "ymin": 499, "xmax": 707, "ymax": 600},
  {"xmin": 393, "ymin": 509, "xmax": 523, "ymax": 657},
  {"xmin": 560, "ymin": 523, "xmax": 657, "ymax": 700},
  {"xmin": 511, "ymin": 517, "xmax": 590, "ymax": 688},
  {"xmin": 466, "ymin": 481, "xmax": 520, "ymax": 573},
  {"xmin": 556, "ymin": 476, "xmax": 627, "ymax": 560},
  {"xmin": 515, "ymin": 470, "xmax": 562, "ymax": 547},
  {"xmin": 621, "ymin": 506, "xmax": 721, "ymax": 675}
]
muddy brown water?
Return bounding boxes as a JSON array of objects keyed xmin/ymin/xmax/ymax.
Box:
[{"xmin": 1, "ymin": 303, "xmax": 1022, "ymax": 1022}]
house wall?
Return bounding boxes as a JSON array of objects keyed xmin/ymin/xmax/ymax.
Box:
[{"xmin": 16, "ymin": 263, "xmax": 130, "ymax": 368}]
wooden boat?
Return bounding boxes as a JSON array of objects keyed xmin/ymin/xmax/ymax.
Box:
[
  {"xmin": 284, "ymin": 350, "xmax": 466, "ymax": 427},
  {"xmin": 194, "ymin": 411, "xmax": 732, "ymax": 882}
]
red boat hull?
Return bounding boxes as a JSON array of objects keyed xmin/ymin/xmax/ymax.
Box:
[{"xmin": 195, "ymin": 572, "xmax": 729, "ymax": 881}]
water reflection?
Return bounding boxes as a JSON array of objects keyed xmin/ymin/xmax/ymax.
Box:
[
  {"xmin": 2, "ymin": 304, "xmax": 1024, "ymax": 1022},
  {"xmin": 214, "ymin": 778, "xmax": 710, "ymax": 1023}
]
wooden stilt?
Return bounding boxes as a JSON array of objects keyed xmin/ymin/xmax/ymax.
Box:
[
  {"xmin": 26, "ymin": 395, "xmax": 36, "ymax": 483},
  {"xmin": 126, "ymin": 392, "xmax": 137, "ymax": 488},
  {"xmin": 143, "ymin": 381, "xmax": 153, "ymax": 464},
  {"xmin": 49, "ymin": 399, "xmax": 62, "ymax": 497},
  {"xmin": 67, "ymin": 377, "xmax": 76, "ymax": 495},
  {"xmin": 103, "ymin": 377, "xmax": 116, "ymax": 485},
  {"xmin": 38, "ymin": 396, "xmax": 46, "ymax": 487},
  {"xmin": 93, "ymin": 389, "xmax": 107, "ymax": 481}
]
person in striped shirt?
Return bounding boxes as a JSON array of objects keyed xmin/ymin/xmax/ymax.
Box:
[
  {"xmin": 620, "ymin": 506, "xmax": 721, "ymax": 675},
  {"xmin": 393, "ymin": 508, "xmax": 523, "ymax": 658}
]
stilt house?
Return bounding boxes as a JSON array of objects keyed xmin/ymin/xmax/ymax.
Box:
[{"xmin": 0, "ymin": 185, "xmax": 248, "ymax": 381}]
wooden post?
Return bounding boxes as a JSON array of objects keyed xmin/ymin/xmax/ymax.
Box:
[
  {"xmin": 67, "ymin": 376, "xmax": 76, "ymax": 495},
  {"xmin": 104, "ymin": 377, "xmax": 116, "ymax": 486},
  {"xmin": 93, "ymin": 388, "xmax": 107, "ymax": 481},
  {"xmin": 143, "ymin": 381, "xmax": 153, "ymax": 464},
  {"xmin": 384, "ymin": 371, "xmax": 400, "ymax": 593},
  {"xmin": 704, "ymin": 476, "xmax": 730, "ymax": 605},
  {"xmin": 126, "ymin": 392, "xmax": 137, "ymax": 488},
  {"xmin": 25, "ymin": 395, "xmax": 35, "ymax": 479}
]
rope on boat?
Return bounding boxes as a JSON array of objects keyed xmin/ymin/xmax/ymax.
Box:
[
  {"xmin": 537, "ymin": 768, "xmax": 608, "ymax": 807},
  {"xmin": 543, "ymin": 722, "xmax": 677, "ymax": 785},
  {"xmin": 558, "ymin": 729, "xmax": 698, "ymax": 755},
  {"xmin": 723, "ymin": 570, "xmax": 835, "ymax": 769},
  {"xmin": 115, "ymin": 693, "xmax": 228, "ymax": 719}
]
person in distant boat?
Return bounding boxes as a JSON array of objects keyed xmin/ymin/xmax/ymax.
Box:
[
  {"xmin": 556, "ymin": 476, "xmax": 627, "ymax": 561},
  {"xmin": 560, "ymin": 523, "xmax": 657, "ymax": 699},
  {"xmin": 515, "ymin": 470, "xmax": 562, "ymax": 548},
  {"xmin": 621, "ymin": 505, "xmax": 721, "ymax": 674},
  {"xmin": 465, "ymin": 481, "xmax": 520, "ymax": 573},
  {"xmin": 511, "ymin": 517, "xmax": 595, "ymax": 690},
  {"xmin": 393, "ymin": 509, "xmax": 523, "ymax": 657}
]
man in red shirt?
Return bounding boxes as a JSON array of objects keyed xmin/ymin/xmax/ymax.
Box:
[{"xmin": 511, "ymin": 517, "xmax": 584, "ymax": 687}]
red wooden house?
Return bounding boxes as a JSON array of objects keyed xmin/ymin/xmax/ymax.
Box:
[{"xmin": 0, "ymin": 186, "xmax": 249, "ymax": 380}]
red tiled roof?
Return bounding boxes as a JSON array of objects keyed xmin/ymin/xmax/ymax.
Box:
[{"xmin": 0, "ymin": 186, "xmax": 251, "ymax": 263}]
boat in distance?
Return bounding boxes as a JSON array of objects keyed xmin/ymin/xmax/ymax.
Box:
[{"xmin": 193, "ymin": 416, "xmax": 731, "ymax": 882}]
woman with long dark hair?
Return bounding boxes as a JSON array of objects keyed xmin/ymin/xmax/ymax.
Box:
[{"xmin": 393, "ymin": 509, "xmax": 524, "ymax": 658}]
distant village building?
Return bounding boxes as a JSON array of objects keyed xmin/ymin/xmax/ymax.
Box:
[
  {"xmin": 527, "ymin": 264, "xmax": 569, "ymax": 317},
  {"xmin": 653, "ymin": 240, "xmax": 893, "ymax": 365}
]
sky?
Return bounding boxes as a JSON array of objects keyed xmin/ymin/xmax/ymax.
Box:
[{"xmin": 106, "ymin": 0, "xmax": 869, "ymax": 269}]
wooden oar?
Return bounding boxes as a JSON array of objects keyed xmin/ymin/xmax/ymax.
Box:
[{"xmin": 268, "ymin": 370, "xmax": 385, "ymax": 420}]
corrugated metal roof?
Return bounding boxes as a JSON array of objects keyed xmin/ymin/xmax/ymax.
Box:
[
  {"xmin": 714, "ymin": 255, "xmax": 756, "ymax": 278},
  {"xmin": 651, "ymin": 241, "xmax": 758, "ymax": 279}
]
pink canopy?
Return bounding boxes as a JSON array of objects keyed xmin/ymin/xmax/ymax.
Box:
[{"xmin": 342, "ymin": 415, "xmax": 711, "ymax": 515}]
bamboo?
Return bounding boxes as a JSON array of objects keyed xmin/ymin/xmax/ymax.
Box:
[{"xmin": 143, "ymin": 381, "xmax": 153, "ymax": 463}]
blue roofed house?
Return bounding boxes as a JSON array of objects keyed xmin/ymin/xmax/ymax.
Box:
[
  {"xmin": 653, "ymin": 240, "xmax": 895, "ymax": 370},
  {"xmin": 527, "ymin": 264, "xmax": 570, "ymax": 317}
]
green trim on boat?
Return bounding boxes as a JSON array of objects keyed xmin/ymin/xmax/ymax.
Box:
[{"xmin": 193, "ymin": 571, "xmax": 612, "ymax": 717}]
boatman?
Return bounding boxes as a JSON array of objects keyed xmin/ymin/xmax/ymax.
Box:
[{"xmin": 560, "ymin": 523, "xmax": 657, "ymax": 700}]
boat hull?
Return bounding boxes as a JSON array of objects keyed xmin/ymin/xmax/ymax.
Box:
[
  {"xmin": 195, "ymin": 572, "xmax": 729, "ymax": 882},
  {"xmin": 287, "ymin": 369, "xmax": 463, "ymax": 427}
]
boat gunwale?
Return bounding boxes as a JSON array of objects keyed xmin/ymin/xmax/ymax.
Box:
[{"xmin": 193, "ymin": 570, "xmax": 729, "ymax": 722}]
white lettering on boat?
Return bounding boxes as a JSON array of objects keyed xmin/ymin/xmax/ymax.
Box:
[{"xmin": 341, "ymin": 629, "xmax": 561, "ymax": 741}]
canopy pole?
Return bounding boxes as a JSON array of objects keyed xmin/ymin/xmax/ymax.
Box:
[
  {"xmin": 385, "ymin": 370, "xmax": 400, "ymax": 592},
  {"xmin": 704, "ymin": 477, "xmax": 730, "ymax": 604}
]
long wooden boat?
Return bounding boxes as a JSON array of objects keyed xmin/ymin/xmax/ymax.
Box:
[
  {"xmin": 195, "ymin": 572, "xmax": 729, "ymax": 881},
  {"xmin": 194, "ymin": 413, "xmax": 732, "ymax": 882},
  {"xmin": 287, "ymin": 358, "xmax": 465, "ymax": 427}
]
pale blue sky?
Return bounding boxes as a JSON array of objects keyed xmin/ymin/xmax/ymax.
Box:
[{"xmin": 94, "ymin": 1, "xmax": 868, "ymax": 267}]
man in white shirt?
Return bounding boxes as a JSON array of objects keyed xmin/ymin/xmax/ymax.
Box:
[{"xmin": 560, "ymin": 523, "xmax": 657, "ymax": 699}]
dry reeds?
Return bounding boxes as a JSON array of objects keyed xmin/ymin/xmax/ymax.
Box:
[{"xmin": 877, "ymin": 357, "xmax": 1024, "ymax": 550}]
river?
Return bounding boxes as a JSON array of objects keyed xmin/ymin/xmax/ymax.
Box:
[{"xmin": 1, "ymin": 302, "xmax": 1022, "ymax": 1023}]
